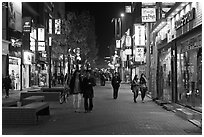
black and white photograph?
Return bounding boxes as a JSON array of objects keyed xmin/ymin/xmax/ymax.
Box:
[{"xmin": 1, "ymin": 1, "xmax": 202, "ymax": 135}]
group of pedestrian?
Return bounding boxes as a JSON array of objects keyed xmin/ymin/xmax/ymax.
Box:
[
  {"xmin": 131, "ymin": 73, "xmax": 148, "ymax": 103},
  {"xmin": 110, "ymin": 72, "xmax": 148, "ymax": 103},
  {"xmin": 52, "ymin": 73, "xmax": 65, "ymax": 87},
  {"xmin": 68, "ymin": 70, "xmax": 96, "ymax": 113}
]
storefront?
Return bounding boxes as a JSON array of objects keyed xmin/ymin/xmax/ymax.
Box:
[
  {"xmin": 176, "ymin": 31, "xmax": 202, "ymax": 111},
  {"xmin": 157, "ymin": 45, "xmax": 172, "ymax": 102},
  {"xmin": 9, "ymin": 56, "xmax": 21, "ymax": 90}
]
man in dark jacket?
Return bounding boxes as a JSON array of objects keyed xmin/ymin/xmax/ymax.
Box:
[
  {"xmin": 3, "ymin": 75, "xmax": 12, "ymax": 98},
  {"xmin": 111, "ymin": 72, "xmax": 121, "ymax": 99},
  {"xmin": 83, "ymin": 70, "xmax": 96, "ymax": 113}
]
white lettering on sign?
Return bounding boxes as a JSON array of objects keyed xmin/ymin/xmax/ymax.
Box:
[{"xmin": 175, "ymin": 8, "xmax": 195, "ymax": 30}]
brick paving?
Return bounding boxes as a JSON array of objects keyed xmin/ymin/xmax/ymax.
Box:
[{"xmin": 2, "ymin": 82, "xmax": 202, "ymax": 135}]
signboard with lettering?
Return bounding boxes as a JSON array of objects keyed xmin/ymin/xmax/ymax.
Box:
[
  {"xmin": 181, "ymin": 34, "xmax": 201, "ymax": 53},
  {"xmin": 55, "ymin": 19, "xmax": 61, "ymax": 34},
  {"xmin": 135, "ymin": 47, "xmax": 144, "ymax": 62},
  {"xmin": 23, "ymin": 17, "xmax": 31, "ymax": 32},
  {"xmin": 116, "ymin": 40, "xmax": 121, "ymax": 49},
  {"xmin": 38, "ymin": 42, "xmax": 45, "ymax": 51},
  {"xmin": 175, "ymin": 8, "xmax": 195, "ymax": 30},
  {"xmin": 142, "ymin": 8, "xmax": 156, "ymax": 22},
  {"xmin": 134, "ymin": 24, "xmax": 146, "ymax": 46},
  {"xmin": 125, "ymin": 36, "xmax": 131, "ymax": 47},
  {"xmin": 125, "ymin": 6, "xmax": 132, "ymax": 13},
  {"xmin": 38, "ymin": 28, "xmax": 45, "ymax": 41}
]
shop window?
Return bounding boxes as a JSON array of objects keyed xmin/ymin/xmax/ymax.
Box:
[{"xmin": 177, "ymin": 46, "xmax": 202, "ymax": 111}]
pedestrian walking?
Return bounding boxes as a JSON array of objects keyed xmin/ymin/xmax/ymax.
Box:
[
  {"xmin": 83, "ymin": 70, "xmax": 96, "ymax": 113},
  {"xmin": 111, "ymin": 72, "xmax": 121, "ymax": 99},
  {"xmin": 139, "ymin": 73, "xmax": 148, "ymax": 103},
  {"xmin": 11, "ymin": 70, "xmax": 15, "ymax": 90},
  {"xmin": 131, "ymin": 75, "xmax": 140, "ymax": 103},
  {"xmin": 100, "ymin": 72, "xmax": 106, "ymax": 86},
  {"xmin": 3, "ymin": 75, "xmax": 12, "ymax": 98},
  {"xmin": 69, "ymin": 70, "xmax": 83, "ymax": 112}
]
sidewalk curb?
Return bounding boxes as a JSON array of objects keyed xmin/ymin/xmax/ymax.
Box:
[{"xmin": 147, "ymin": 94, "xmax": 202, "ymax": 129}]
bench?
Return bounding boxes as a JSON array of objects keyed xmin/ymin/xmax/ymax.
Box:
[
  {"xmin": 2, "ymin": 102, "xmax": 50, "ymax": 125},
  {"xmin": 27, "ymin": 89, "xmax": 41, "ymax": 92},
  {"xmin": 22, "ymin": 96, "xmax": 45, "ymax": 105},
  {"xmin": 41, "ymin": 87, "xmax": 64, "ymax": 92},
  {"xmin": 20, "ymin": 92, "xmax": 60, "ymax": 102},
  {"xmin": 2, "ymin": 100, "xmax": 18, "ymax": 107}
]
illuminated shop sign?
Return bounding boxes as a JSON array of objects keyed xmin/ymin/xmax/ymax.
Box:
[
  {"xmin": 116, "ymin": 40, "xmax": 121, "ymax": 49},
  {"xmin": 55, "ymin": 19, "xmax": 61, "ymax": 34},
  {"xmin": 125, "ymin": 6, "xmax": 132, "ymax": 13},
  {"xmin": 125, "ymin": 36, "xmax": 131, "ymax": 47},
  {"xmin": 38, "ymin": 28, "xmax": 45, "ymax": 41},
  {"xmin": 175, "ymin": 8, "xmax": 195, "ymax": 30},
  {"xmin": 49, "ymin": 19, "xmax": 53, "ymax": 34},
  {"xmin": 9, "ymin": 57, "xmax": 19, "ymax": 65},
  {"xmin": 134, "ymin": 24, "xmax": 146, "ymax": 46},
  {"xmin": 24, "ymin": 51, "xmax": 34, "ymax": 65},
  {"xmin": 23, "ymin": 17, "xmax": 31, "ymax": 32},
  {"xmin": 135, "ymin": 47, "xmax": 144, "ymax": 62},
  {"xmin": 38, "ymin": 42, "xmax": 45, "ymax": 51},
  {"xmin": 142, "ymin": 8, "xmax": 156, "ymax": 22}
]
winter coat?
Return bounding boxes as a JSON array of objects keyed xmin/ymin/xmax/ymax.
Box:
[
  {"xmin": 111, "ymin": 76, "xmax": 121, "ymax": 88},
  {"xmin": 69, "ymin": 76, "xmax": 83, "ymax": 94},
  {"xmin": 3, "ymin": 76, "xmax": 12, "ymax": 90},
  {"xmin": 83, "ymin": 77, "xmax": 96, "ymax": 98}
]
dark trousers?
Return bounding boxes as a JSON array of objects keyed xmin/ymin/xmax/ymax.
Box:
[
  {"xmin": 84, "ymin": 97, "xmax": 93, "ymax": 111},
  {"xmin": 140, "ymin": 87, "xmax": 147, "ymax": 101},
  {"xmin": 5, "ymin": 88, "xmax": 9, "ymax": 97},
  {"xmin": 113, "ymin": 86, "xmax": 119, "ymax": 99},
  {"xmin": 133, "ymin": 88, "xmax": 139, "ymax": 102}
]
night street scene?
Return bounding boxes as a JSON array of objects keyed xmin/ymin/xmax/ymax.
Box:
[{"xmin": 1, "ymin": 1, "xmax": 202, "ymax": 135}]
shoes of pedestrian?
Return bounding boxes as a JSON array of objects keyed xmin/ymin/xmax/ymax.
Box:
[
  {"xmin": 5, "ymin": 96, "xmax": 9, "ymax": 98},
  {"xmin": 142, "ymin": 101, "xmax": 144, "ymax": 103},
  {"xmin": 84, "ymin": 110, "xmax": 88, "ymax": 113}
]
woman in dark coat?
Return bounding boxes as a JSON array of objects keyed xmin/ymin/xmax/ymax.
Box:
[
  {"xmin": 139, "ymin": 73, "xmax": 148, "ymax": 103},
  {"xmin": 111, "ymin": 72, "xmax": 121, "ymax": 99},
  {"xmin": 83, "ymin": 70, "xmax": 96, "ymax": 113},
  {"xmin": 69, "ymin": 70, "xmax": 83, "ymax": 112},
  {"xmin": 131, "ymin": 75, "xmax": 140, "ymax": 103}
]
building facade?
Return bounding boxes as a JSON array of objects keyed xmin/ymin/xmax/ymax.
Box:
[{"xmin": 150, "ymin": 2, "xmax": 202, "ymax": 112}]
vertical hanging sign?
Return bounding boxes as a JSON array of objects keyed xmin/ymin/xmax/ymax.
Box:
[{"xmin": 134, "ymin": 24, "xmax": 146, "ymax": 46}]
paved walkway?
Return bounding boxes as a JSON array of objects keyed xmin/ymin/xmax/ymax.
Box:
[{"xmin": 2, "ymin": 82, "xmax": 202, "ymax": 135}]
